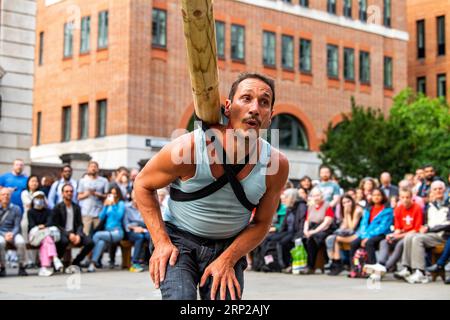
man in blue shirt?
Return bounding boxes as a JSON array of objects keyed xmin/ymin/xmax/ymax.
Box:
[
  {"xmin": 0, "ymin": 159, "xmax": 28, "ymax": 213},
  {"xmin": 317, "ymin": 165, "xmax": 341, "ymax": 209},
  {"xmin": 47, "ymin": 164, "xmax": 78, "ymax": 209}
]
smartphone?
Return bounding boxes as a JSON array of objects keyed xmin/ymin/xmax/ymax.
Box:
[{"xmin": 107, "ymin": 194, "xmax": 114, "ymax": 202}]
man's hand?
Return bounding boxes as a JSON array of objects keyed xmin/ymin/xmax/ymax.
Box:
[
  {"xmin": 38, "ymin": 224, "xmax": 46, "ymax": 230},
  {"xmin": 361, "ymin": 238, "xmax": 368, "ymax": 247},
  {"xmin": 419, "ymin": 226, "xmax": 428, "ymax": 234},
  {"xmin": 4, "ymin": 232, "xmax": 13, "ymax": 242},
  {"xmin": 200, "ymin": 257, "xmax": 241, "ymax": 300},
  {"xmin": 69, "ymin": 233, "xmax": 81, "ymax": 245},
  {"xmin": 149, "ymin": 241, "xmax": 179, "ymax": 289}
]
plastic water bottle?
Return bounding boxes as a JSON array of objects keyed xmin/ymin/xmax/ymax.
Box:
[{"xmin": 290, "ymin": 238, "xmax": 307, "ymax": 274}]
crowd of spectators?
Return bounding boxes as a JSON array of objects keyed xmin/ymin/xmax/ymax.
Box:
[{"xmin": 255, "ymin": 164, "xmax": 450, "ymax": 285}]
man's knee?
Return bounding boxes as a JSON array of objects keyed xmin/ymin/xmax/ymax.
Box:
[
  {"xmin": 14, "ymin": 234, "xmax": 26, "ymax": 246},
  {"xmin": 160, "ymin": 263, "xmax": 198, "ymax": 300}
]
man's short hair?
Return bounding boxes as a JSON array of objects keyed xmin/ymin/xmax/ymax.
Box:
[
  {"xmin": 228, "ymin": 73, "xmax": 275, "ymax": 107},
  {"xmin": 62, "ymin": 164, "xmax": 72, "ymax": 171},
  {"xmin": 61, "ymin": 183, "xmax": 74, "ymax": 192},
  {"xmin": 423, "ymin": 164, "xmax": 435, "ymax": 170},
  {"xmin": 116, "ymin": 166, "xmax": 129, "ymax": 173},
  {"xmin": 88, "ymin": 160, "xmax": 99, "ymax": 167},
  {"xmin": 399, "ymin": 187, "xmax": 413, "ymax": 197},
  {"xmin": 431, "ymin": 180, "xmax": 445, "ymax": 190},
  {"xmin": 319, "ymin": 164, "xmax": 333, "ymax": 174}
]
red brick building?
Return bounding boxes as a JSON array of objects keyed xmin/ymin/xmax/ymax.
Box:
[
  {"xmin": 408, "ymin": 0, "xmax": 449, "ymax": 100},
  {"xmin": 31, "ymin": 0, "xmax": 408, "ymax": 180}
]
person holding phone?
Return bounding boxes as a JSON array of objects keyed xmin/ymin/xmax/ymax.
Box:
[{"xmin": 88, "ymin": 186, "xmax": 125, "ymax": 272}]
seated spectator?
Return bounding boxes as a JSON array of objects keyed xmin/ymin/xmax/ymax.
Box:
[
  {"xmin": 398, "ymin": 179, "xmax": 425, "ymax": 210},
  {"xmin": 297, "ymin": 187, "xmax": 309, "ymax": 204},
  {"xmin": 396, "ymin": 181, "xmax": 450, "ymax": 284},
  {"xmin": 364, "ymin": 188, "xmax": 423, "ymax": 280},
  {"xmin": 88, "ymin": 186, "xmax": 125, "ymax": 272},
  {"xmin": 52, "ymin": 183, "xmax": 94, "ymax": 272},
  {"xmin": 27, "ymin": 191, "xmax": 63, "ymax": 276},
  {"xmin": 348, "ymin": 188, "xmax": 393, "ymax": 278},
  {"xmin": 124, "ymin": 191, "xmax": 151, "ymax": 273},
  {"xmin": 327, "ymin": 195, "xmax": 362, "ymax": 275},
  {"xmin": 0, "ymin": 188, "xmax": 27, "ymax": 277},
  {"xmin": 262, "ymin": 189, "xmax": 307, "ymax": 273},
  {"xmin": 270, "ymin": 189, "xmax": 293, "ymax": 232},
  {"xmin": 426, "ymin": 237, "xmax": 450, "ymax": 284},
  {"xmin": 301, "ymin": 188, "xmax": 334, "ymax": 275},
  {"xmin": 47, "ymin": 165, "xmax": 78, "ymax": 209},
  {"xmin": 299, "ymin": 176, "xmax": 313, "ymax": 194}
]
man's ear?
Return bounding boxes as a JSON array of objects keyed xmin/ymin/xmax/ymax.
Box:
[{"xmin": 223, "ymin": 99, "xmax": 232, "ymax": 117}]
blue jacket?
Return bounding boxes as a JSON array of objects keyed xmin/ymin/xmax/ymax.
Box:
[
  {"xmin": 99, "ymin": 201, "xmax": 125, "ymax": 232},
  {"xmin": 356, "ymin": 206, "xmax": 393, "ymax": 239},
  {"xmin": 0, "ymin": 203, "xmax": 22, "ymax": 237}
]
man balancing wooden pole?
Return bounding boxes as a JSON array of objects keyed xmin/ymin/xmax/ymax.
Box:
[{"xmin": 134, "ymin": 0, "xmax": 289, "ymax": 300}]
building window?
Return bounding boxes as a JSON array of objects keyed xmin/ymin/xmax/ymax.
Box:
[
  {"xmin": 38, "ymin": 32, "xmax": 44, "ymax": 65},
  {"xmin": 359, "ymin": 51, "xmax": 371, "ymax": 84},
  {"xmin": 343, "ymin": 48, "xmax": 355, "ymax": 81},
  {"xmin": 327, "ymin": 44, "xmax": 339, "ymax": 78},
  {"xmin": 62, "ymin": 107, "xmax": 71, "ymax": 142},
  {"xmin": 437, "ymin": 16, "xmax": 446, "ymax": 56},
  {"xmin": 359, "ymin": 0, "xmax": 367, "ymax": 22},
  {"xmin": 152, "ymin": 9, "xmax": 167, "ymax": 48},
  {"xmin": 63, "ymin": 22, "xmax": 73, "ymax": 58},
  {"xmin": 437, "ymin": 74, "xmax": 447, "ymax": 98},
  {"xmin": 79, "ymin": 103, "xmax": 89, "ymax": 140},
  {"xmin": 215, "ymin": 21, "xmax": 225, "ymax": 59},
  {"xmin": 269, "ymin": 114, "xmax": 309, "ymax": 150},
  {"xmin": 343, "ymin": 0, "xmax": 352, "ymax": 18},
  {"xmin": 299, "ymin": 39, "xmax": 312, "ymax": 73},
  {"xmin": 417, "ymin": 20, "xmax": 425, "ymax": 59},
  {"xmin": 384, "ymin": 56, "xmax": 393, "ymax": 89},
  {"xmin": 231, "ymin": 24, "xmax": 245, "ymax": 61},
  {"xmin": 281, "ymin": 35, "xmax": 294, "ymax": 70},
  {"xmin": 299, "ymin": 0, "xmax": 309, "ymax": 7},
  {"xmin": 80, "ymin": 16, "xmax": 90, "ymax": 54},
  {"xmin": 98, "ymin": 11, "xmax": 108, "ymax": 49},
  {"xmin": 263, "ymin": 31, "xmax": 276, "ymax": 67},
  {"xmin": 36, "ymin": 112, "xmax": 42, "ymax": 145},
  {"xmin": 383, "ymin": 0, "xmax": 391, "ymax": 27},
  {"xmin": 96, "ymin": 100, "xmax": 107, "ymax": 137},
  {"xmin": 327, "ymin": 0, "xmax": 336, "ymax": 14},
  {"xmin": 417, "ymin": 77, "xmax": 426, "ymax": 95}
]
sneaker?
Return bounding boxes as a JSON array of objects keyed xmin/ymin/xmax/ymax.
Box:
[
  {"xmin": 129, "ymin": 264, "xmax": 144, "ymax": 273},
  {"xmin": 18, "ymin": 266, "xmax": 28, "ymax": 276},
  {"xmin": 0, "ymin": 267, "xmax": 6, "ymax": 277},
  {"xmin": 426, "ymin": 264, "xmax": 445, "ymax": 273},
  {"xmin": 406, "ymin": 270, "xmax": 429, "ymax": 284},
  {"xmin": 364, "ymin": 263, "xmax": 387, "ymax": 277},
  {"xmin": 53, "ymin": 257, "xmax": 64, "ymax": 272},
  {"xmin": 87, "ymin": 262, "xmax": 96, "ymax": 273},
  {"xmin": 445, "ymin": 276, "xmax": 450, "ymax": 285},
  {"xmin": 394, "ymin": 267, "xmax": 410, "ymax": 280},
  {"xmin": 38, "ymin": 267, "xmax": 54, "ymax": 277},
  {"xmin": 328, "ymin": 263, "xmax": 344, "ymax": 276}
]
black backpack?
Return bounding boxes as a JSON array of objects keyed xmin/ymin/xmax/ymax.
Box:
[{"xmin": 252, "ymin": 239, "xmax": 283, "ymax": 273}]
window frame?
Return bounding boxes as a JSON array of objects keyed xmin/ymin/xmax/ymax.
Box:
[
  {"xmin": 80, "ymin": 16, "xmax": 91, "ymax": 54},
  {"xmin": 383, "ymin": 56, "xmax": 393, "ymax": 89},
  {"xmin": 96, "ymin": 100, "xmax": 107, "ymax": 138},
  {"xmin": 215, "ymin": 20, "xmax": 225, "ymax": 60},
  {"xmin": 343, "ymin": 47, "xmax": 355, "ymax": 81},
  {"xmin": 417, "ymin": 20, "xmax": 426, "ymax": 59},
  {"xmin": 62, "ymin": 106, "xmax": 71, "ymax": 142},
  {"xmin": 152, "ymin": 8, "xmax": 167, "ymax": 49},
  {"xmin": 78, "ymin": 103, "xmax": 89, "ymax": 140},
  {"xmin": 262, "ymin": 31, "xmax": 276, "ymax": 68},
  {"xmin": 281, "ymin": 34, "xmax": 294, "ymax": 71},
  {"xmin": 98, "ymin": 10, "xmax": 109, "ymax": 50},
  {"xmin": 231, "ymin": 24, "xmax": 245, "ymax": 62},
  {"xmin": 327, "ymin": 44, "xmax": 339, "ymax": 79},
  {"xmin": 437, "ymin": 16, "xmax": 446, "ymax": 56},
  {"xmin": 359, "ymin": 50, "xmax": 371, "ymax": 84},
  {"xmin": 63, "ymin": 22, "xmax": 73, "ymax": 58},
  {"xmin": 299, "ymin": 38, "xmax": 312, "ymax": 74}
]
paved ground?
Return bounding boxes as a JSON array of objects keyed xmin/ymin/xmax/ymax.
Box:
[{"xmin": 1, "ymin": 266, "xmax": 449, "ymax": 300}]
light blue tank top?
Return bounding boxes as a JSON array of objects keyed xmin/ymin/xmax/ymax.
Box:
[{"xmin": 165, "ymin": 128, "xmax": 271, "ymax": 239}]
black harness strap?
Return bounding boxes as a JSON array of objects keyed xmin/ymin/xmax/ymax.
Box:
[{"xmin": 169, "ymin": 114, "xmax": 258, "ymax": 212}]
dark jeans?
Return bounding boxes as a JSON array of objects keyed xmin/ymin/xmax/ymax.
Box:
[
  {"xmin": 437, "ymin": 238, "xmax": 450, "ymax": 266},
  {"xmin": 57, "ymin": 232, "xmax": 94, "ymax": 266},
  {"xmin": 264, "ymin": 231, "xmax": 294, "ymax": 268},
  {"xmin": 127, "ymin": 231, "xmax": 152, "ymax": 264},
  {"xmin": 303, "ymin": 229, "xmax": 332, "ymax": 269},
  {"xmin": 350, "ymin": 234, "xmax": 385, "ymax": 265},
  {"xmin": 160, "ymin": 223, "xmax": 247, "ymax": 300}
]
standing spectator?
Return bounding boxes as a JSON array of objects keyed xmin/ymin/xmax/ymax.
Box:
[
  {"xmin": 0, "ymin": 188, "xmax": 28, "ymax": 276},
  {"xmin": 0, "ymin": 159, "xmax": 28, "ymax": 213},
  {"xmin": 348, "ymin": 188, "xmax": 393, "ymax": 277},
  {"xmin": 317, "ymin": 165, "xmax": 340, "ymax": 209},
  {"xmin": 124, "ymin": 191, "xmax": 151, "ymax": 272},
  {"xmin": 27, "ymin": 191, "xmax": 63, "ymax": 276},
  {"xmin": 301, "ymin": 188, "xmax": 334, "ymax": 274},
  {"xmin": 396, "ymin": 181, "xmax": 449, "ymax": 284},
  {"xmin": 380, "ymin": 172, "xmax": 399, "ymax": 199},
  {"xmin": 109, "ymin": 166, "xmax": 130, "ymax": 201},
  {"xmin": 40, "ymin": 175, "xmax": 54, "ymax": 198},
  {"xmin": 88, "ymin": 186, "xmax": 125, "ymax": 272},
  {"xmin": 77, "ymin": 161, "xmax": 109, "ymax": 236},
  {"xmin": 327, "ymin": 195, "xmax": 363, "ymax": 275},
  {"xmin": 47, "ymin": 165, "xmax": 78, "ymax": 209},
  {"xmin": 413, "ymin": 168, "xmax": 425, "ymax": 195},
  {"xmin": 52, "ymin": 183, "xmax": 94, "ymax": 272},
  {"xmin": 364, "ymin": 188, "xmax": 423, "ymax": 280},
  {"xmin": 417, "ymin": 164, "xmax": 443, "ymax": 199},
  {"xmin": 299, "ymin": 176, "xmax": 313, "ymax": 194}
]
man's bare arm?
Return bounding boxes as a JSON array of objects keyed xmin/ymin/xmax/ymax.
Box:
[{"xmin": 134, "ymin": 133, "xmax": 194, "ymax": 288}]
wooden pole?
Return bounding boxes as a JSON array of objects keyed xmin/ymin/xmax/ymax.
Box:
[{"xmin": 181, "ymin": 0, "xmax": 221, "ymax": 125}]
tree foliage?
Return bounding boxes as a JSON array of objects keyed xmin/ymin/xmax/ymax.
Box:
[{"xmin": 319, "ymin": 89, "xmax": 450, "ymax": 187}]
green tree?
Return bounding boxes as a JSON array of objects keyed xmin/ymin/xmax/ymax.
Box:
[{"xmin": 319, "ymin": 89, "xmax": 450, "ymax": 187}]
